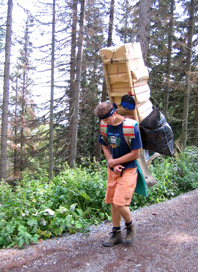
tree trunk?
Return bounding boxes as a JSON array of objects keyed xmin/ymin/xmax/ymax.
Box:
[
  {"xmin": 101, "ymin": 0, "xmax": 115, "ymax": 103},
  {"xmin": 107, "ymin": 0, "xmax": 114, "ymax": 47},
  {"xmin": 68, "ymin": 0, "xmax": 78, "ymax": 162},
  {"xmin": 193, "ymin": 85, "xmax": 198, "ymax": 146},
  {"xmin": 13, "ymin": 79, "xmax": 19, "ymax": 177},
  {"xmin": 68, "ymin": 0, "xmax": 86, "ymax": 168},
  {"xmin": 164, "ymin": 0, "xmax": 174, "ymax": 114},
  {"xmin": 20, "ymin": 78, "xmax": 25, "ymax": 173},
  {"xmin": 96, "ymin": 0, "xmax": 115, "ymax": 160},
  {"xmin": 19, "ymin": 15, "xmax": 30, "ymax": 173},
  {"xmin": 181, "ymin": 0, "xmax": 195, "ymax": 149},
  {"xmin": 136, "ymin": 0, "xmax": 152, "ymax": 64},
  {"xmin": 70, "ymin": 0, "xmax": 77, "ymax": 93},
  {"xmin": 0, "ymin": 0, "xmax": 13, "ymax": 181},
  {"xmin": 49, "ymin": 0, "xmax": 56, "ymax": 180}
]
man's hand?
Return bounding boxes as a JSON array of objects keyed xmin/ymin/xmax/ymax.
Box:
[
  {"xmin": 108, "ymin": 149, "xmax": 141, "ymax": 168},
  {"xmin": 113, "ymin": 165, "xmax": 125, "ymax": 175},
  {"xmin": 107, "ymin": 158, "xmax": 116, "ymax": 168},
  {"xmin": 108, "ymin": 158, "xmax": 125, "ymax": 175}
]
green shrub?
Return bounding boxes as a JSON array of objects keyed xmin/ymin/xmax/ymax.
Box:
[
  {"xmin": 150, "ymin": 146, "xmax": 198, "ymax": 194},
  {"xmin": 0, "ymin": 161, "xmax": 109, "ymax": 248}
]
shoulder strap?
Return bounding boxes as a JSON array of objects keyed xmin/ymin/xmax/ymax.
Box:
[
  {"xmin": 100, "ymin": 121, "xmax": 108, "ymax": 145},
  {"xmin": 100, "ymin": 118, "xmax": 138, "ymax": 148},
  {"xmin": 123, "ymin": 118, "xmax": 138, "ymax": 148}
]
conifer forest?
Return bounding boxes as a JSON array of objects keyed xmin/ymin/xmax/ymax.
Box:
[{"xmin": 0, "ymin": 0, "xmax": 198, "ymax": 181}]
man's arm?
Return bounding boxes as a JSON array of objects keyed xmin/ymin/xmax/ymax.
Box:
[
  {"xmin": 102, "ymin": 145, "xmax": 125, "ymax": 175},
  {"xmin": 102, "ymin": 145, "xmax": 112, "ymax": 160},
  {"xmin": 107, "ymin": 148, "xmax": 141, "ymax": 168}
]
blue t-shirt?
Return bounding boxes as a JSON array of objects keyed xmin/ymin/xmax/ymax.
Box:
[{"xmin": 99, "ymin": 121, "xmax": 142, "ymax": 169}]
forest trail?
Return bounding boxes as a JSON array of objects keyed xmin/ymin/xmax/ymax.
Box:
[{"xmin": 1, "ymin": 189, "xmax": 198, "ymax": 272}]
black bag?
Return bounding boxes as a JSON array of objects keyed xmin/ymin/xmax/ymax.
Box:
[{"xmin": 140, "ymin": 109, "xmax": 174, "ymax": 156}]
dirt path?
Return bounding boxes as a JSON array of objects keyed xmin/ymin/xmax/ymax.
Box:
[{"xmin": 1, "ymin": 189, "xmax": 198, "ymax": 272}]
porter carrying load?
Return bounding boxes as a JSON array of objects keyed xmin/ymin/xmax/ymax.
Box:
[{"xmin": 99, "ymin": 42, "xmax": 173, "ymax": 189}]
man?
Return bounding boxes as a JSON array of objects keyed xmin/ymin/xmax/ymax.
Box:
[{"xmin": 94, "ymin": 102, "xmax": 142, "ymax": 247}]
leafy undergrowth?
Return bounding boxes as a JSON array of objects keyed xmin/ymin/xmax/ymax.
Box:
[
  {"xmin": 132, "ymin": 146, "xmax": 198, "ymax": 209},
  {"xmin": 0, "ymin": 146, "xmax": 197, "ymax": 249}
]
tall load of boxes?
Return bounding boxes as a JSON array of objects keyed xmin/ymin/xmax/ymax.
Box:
[{"xmin": 100, "ymin": 42, "xmax": 153, "ymax": 122}]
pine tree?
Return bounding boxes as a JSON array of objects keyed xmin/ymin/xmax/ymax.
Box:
[
  {"xmin": 137, "ymin": 0, "xmax": 152, "ymax": 63},
  {"xmin": 116, "ymin": 0, "xmax": 138, "ymax": 43},
  {"xmin": 68, "ymin": 0, "xmax": 86, "ymax": 168},
  {"xmin": 49, "ymin": 0, "xmax": 56, "ymax": 180},
  {"xmin": 0, "ymin": 0, "xmax": 13, "ymax": 180},
  {"xmin": 9, "ymin": 13, "xmax": 38, "ymax": 176},
  {"xmin": 181, "ymin": 0, "xmax": 195, "ymax": 148},
  {"xmin": 78, "ymin": 0, "xmax": 106, "ymax": 161},
  {"xmin": 163, "ymin": 0, "xmax": 174, "ymax": 113}
]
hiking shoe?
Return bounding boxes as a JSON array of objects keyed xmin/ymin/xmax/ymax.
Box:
[
  {"xmin": 102, "ymin": 229, "xmax": 122, "ymax": 247},
  {"xmin": 122, "ymin": 222, "xmax": 136, "ymax": 245}
]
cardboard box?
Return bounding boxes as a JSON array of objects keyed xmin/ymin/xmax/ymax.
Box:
[
  {"xmin": 137, "ymin": 100, "xmax": 153, "ymax": 115},
  {"xmin": 100, "ymin": 42, "xmax": 153, "ymax": 122},
  {"xmin": 135, "ymin": 90, "xmax": 150, "ymax": 104},
  {"xmin": 100, "ymin": 42, "xmax": 143, "ymax": 60}
]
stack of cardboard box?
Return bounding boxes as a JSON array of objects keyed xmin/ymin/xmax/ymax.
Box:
[{"xmin": 100, "ymin": 42, "xmax": 153, "ymax": 122}]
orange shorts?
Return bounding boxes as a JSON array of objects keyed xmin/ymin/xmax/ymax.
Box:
[{"xmin": 105, "ymin": 167, "xmax": 138, "ymax": 206}]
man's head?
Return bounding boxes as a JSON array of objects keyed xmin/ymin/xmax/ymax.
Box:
[
  {"xmin": 94, "ymin": 102, "xmax": 116, "ymax": 120},
  {"xmin": 94, "ymin": 102, "xmax": 119, "ymax": 125}
]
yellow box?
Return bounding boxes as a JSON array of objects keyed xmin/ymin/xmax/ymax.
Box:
[
  {"xmin": 100, "ymin": 42, "xmax": 143, "ymax": 60},
  {"xmin": 137, "ymin": 100, "xmax": 153, "ymax": 115},
  {"xmin": 135, "ymin": 91, "xmax": 150, "ymax": 104},
  {"xmin": 106, "ymin": 63, "xmax": 127, "ymax": 74},
  {"xmin": 109, "ymin": 73, "xmax": 129, "ymax": 85}
]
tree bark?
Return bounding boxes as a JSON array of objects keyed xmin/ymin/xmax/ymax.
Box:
[
  {"xmin": 0, "ymin": 0, "xmax": 13, "ymax": 181},
  {"xmin": 164, "ymin": 0, "xmax": 174, "ymax": 114},
  {"xmin": 181, "ymin": 0, "xmax": 195, "ymax": 149},
  {"xmin": 96, "ymin": 0, "xmax": 115, "ymax": 161},
  {"xmin": 49, "ymin": 0, "xmax": 56, "ymax": 180},
  {"xmin": 101, "ymin": 0, "xmax": 115, "ymax": 103},
  {"xmin": 20, "ymin": 17, "xmax": 29, "ymax": 173},
  {"xmin": 68, "ymin": 0, "xmax": 78, "ymax": 162},
  {"xmin": 107, "ymin": 0, "xmax": 114, "ymax": 47},
  {"xmin": 136, "ymin": 0, "xmax": 152, "ymax": 64},
  {"xmin": 69, "ymin": 0, "xmax": 77, "ymax": 106},
  {"xmin": 193, "ymin": 84, "xmax": 198, "ymax": 146},
  {"xmin": 68, "ymin": 0, "xmax": 86, "ymax": 168},
  {"xmin": 13, "ymin": 79, "xmax": 19, "ymax": 177}
]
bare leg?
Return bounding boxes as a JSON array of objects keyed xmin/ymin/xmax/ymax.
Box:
[
  {"xmin": 102, "ymin": 204, "xmax": 122, "ymax": 247},
  {"xmin": 114, "ymin": 205, "xmax": 132, "ymax": 224},
  {"xmin": 103, "ymin": 204, "xmax": 133, "ymax": 247},
  {"xmin": 111, "ymin": 204, "xmax": 121, "ymax": 227}
]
